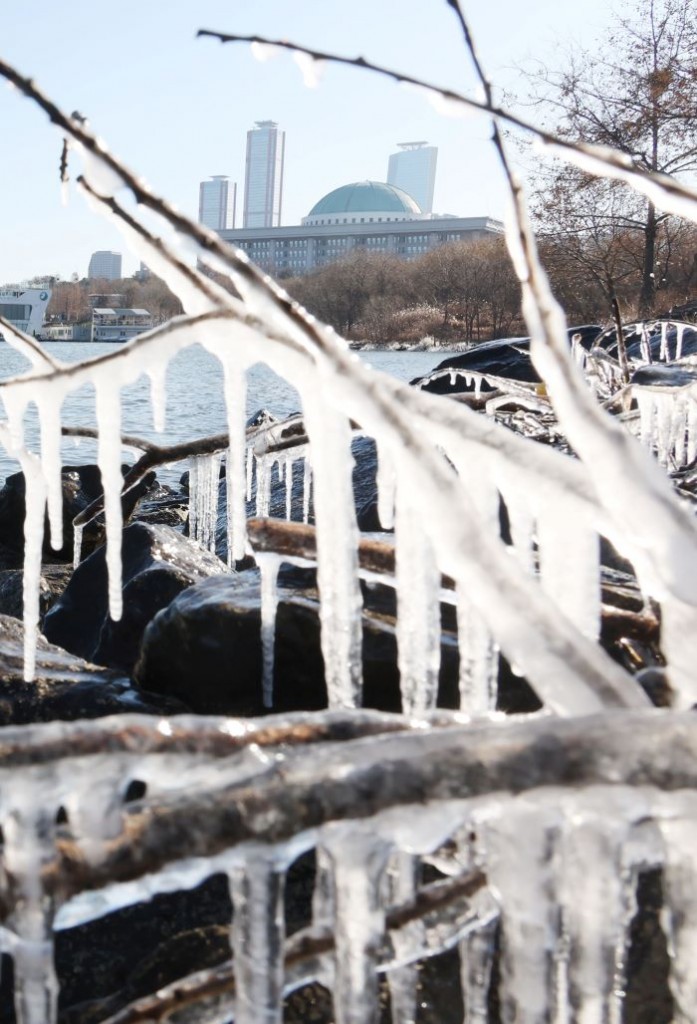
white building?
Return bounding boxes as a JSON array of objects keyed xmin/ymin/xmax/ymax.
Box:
[
  {"xmin": 91, "ymin": 307, "xmax": 154, "ymax": 342},
  {"xmin": 221, "ymin": 181, "xmax": 502, "ymax": 276},
  {"xmin": 387, "ymin": 142, "xmax": 438, "ymax": 215},
  {"xmin": 243, "ymin": 121, "xmax": 285, "ymax": 229},
  {"xmin": 0, "ymin": 284, "xmax": 52, "ymax": 339},
  {"xmin": 199, "ymin": 176, "xmax": 236, "ymax": 230},
  {"xmin": 88, "ymin": 251, "xmax": 123, "ymax": 280}
]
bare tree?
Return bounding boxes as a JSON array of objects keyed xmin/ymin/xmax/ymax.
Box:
[{"xmin": 527, "ymin": 0, "xmax": 697, "ymax": 315}]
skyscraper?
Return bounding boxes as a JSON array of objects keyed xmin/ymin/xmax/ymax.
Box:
[
  {"xmin": 88, "ymin": 251, "xmax": 122, "ymax": 280},
  {"xmin": 243, "ymin": 121, "xmax": 285, "ymax": 229},
  {"xmin": 199, "ymin": 176, "xmax": 236, "ymax": 230},
  {"xmin": 387, "ymin": 142, "xmax": 438, "ymax": 214}
]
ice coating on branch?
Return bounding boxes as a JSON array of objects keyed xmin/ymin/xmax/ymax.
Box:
[
  {"xmin": 229, "ymin": 851, "xmax": 288, "ymax": 1024},
  {"xmin": 258, "ymin": 553, "xmax": 281, "ymax": 708},
  {"xmin": 395, "ymin": 484, "xmax": 441, "ymax": 715},
  {"xmin": 536, "ymin": 499, "xmax": 600, "ymax": 640},
  {"xmin": 189, "ymin": 453, "xmax": 222, "ymax": 553}
]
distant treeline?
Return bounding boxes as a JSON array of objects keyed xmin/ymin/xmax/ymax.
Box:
[{"xmin": 46, "ymin": 276, "xmax": 183, "ymax": 324}]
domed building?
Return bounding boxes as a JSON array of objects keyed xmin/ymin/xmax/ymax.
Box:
[
  {"xmin": 220, "ymin": 179, "xmax": 502, "ymax": 277},
  {"xmin": 302, "ymin": 181, "xmax": 422, "ymax": 226}
]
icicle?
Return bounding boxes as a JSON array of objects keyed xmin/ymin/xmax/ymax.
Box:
[
  {"xmin": 95, "ymin": 382, "xmax": 124, "ymax": 621},
  {"xmin": 293, "ymin": 51, "xmax": 324, "ymax": 88},
  {"xmin": 457, "ymin": 589, "xmax": 498, "ymax": 713},
  {"xmin": 659, "ymin": 814, "xmax": 697, "ymax": 1023},
  {"xmin": 189, "ymin": 453, "xmax": 221, "ymax": 553},
  {"xmin": 655, "ymin": 392, "xmax": 674, "ymax": 464},
  {"xmin": 284, "ymin": 455, "xmax": 294, "ymax": 520},
  {"xmin": 246, "ymin": 445, "xmax": 254, "ymax": 502},
  {"xmin": 255, "ymin": 453, "xmax": 272, "ymax": 519},
  {"xmin": 460, "ymin": 919, "xmax": 497, "ymax": 1024},
  {"xmin": 322, "ymin": 828, "xmax": 390, "ymax": 1024},
  {"xmin": 536, "ymin": 499, "xmax": 600, "ymax": 640},
  {"xmin": 395, "ymin": 484, "xmax": 441, "ymax": 716},
  {"xmin": 258, "ymin": 553, "xmax": 281, "ymax": 708},
  {"xmin": 148, "ymin": 364, "xmax": 167, "ymax": 433},
  {"xmin": 555, "ymin": 801, "xmax": 637, "ymax": 1024},
  {"xmin": 72, "ymin": 523, "xmax": 84, "ymax": 570},
  {"xmin": 223, "ymin": 360, "xmax": 248, "ymax": 563},
  {"xmin": 302, "ymin": 456, "xmax": 312, "ymax": 523},
  {"xmin": 37, "ymin": 392, "xmax": 64, "ymax": 553},
  {"xmin": 386, "ymin": 852, "xmax": 420, "ymax": 1024},
  {"xmin": 20, "ymin": 457, "xmax": 47, "ymax": 683},
  {"xmin": 676, "ymin": 323, "xmax": 686, "ymax": 360},
  {"xmin": 484, "ymin": 804, "xmax": 561, "ymax": 1024},
  {"xmin": 3, "ymin": 802, "xmax": 60, "ymax": 1024},
  {"xmin": 376, "ymin": 438, "xmax": 396, "ymax": 531},
  {"xmin": 303, "ymin": 393, "xmax": 363, "ymax": 708},
  {"xmin": 687, "ymin": 397, "xmax": 697, "ymax": 465},
  {"xmin": 659, "ymin": 321, "xmax": 668, "ymax": 362},
  {"xmin": 229, "ymin": 852, "xmax": 287, "ymax": 1024},
  {"xmin": 635, "ymin": 389, "xmax": 655, "ymax": 448},
  {"xmin": 449, "ymin": 371, "xmax": 456, "ymax": 386}
]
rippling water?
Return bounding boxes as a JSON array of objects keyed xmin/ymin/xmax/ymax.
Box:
[{"xmin": 0, "ymin": 342, "xmax": 442, "ymax": 485}]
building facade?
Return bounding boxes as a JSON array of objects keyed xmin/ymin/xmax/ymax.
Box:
[
  {"xmin": 220, "ymin": 181, "xmax": 502, "ymax": 276},
  {"xmin": 243, "ymin": 121, "xmax": 285, "ymax": 229},
  {"xmin": 387, "ymin": 143, "xmax": 438, "ymax": 214},
  {"xmin": 199, "ymin": 176, "xmax": 236, "ymax": 230},
  {"xmin": 88, "ymin": 251, "xmax": 123, "ymax": 280}
]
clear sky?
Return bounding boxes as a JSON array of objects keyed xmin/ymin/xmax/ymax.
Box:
[{"xmin": 1, "ymin": 0, "xmax": 617, "ymax": 284}]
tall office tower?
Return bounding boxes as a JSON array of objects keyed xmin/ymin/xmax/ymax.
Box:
[
  {"xmin": 87, "ymin": 251, "xmax": 123, "ymax": 280},
  {"xmin": 199, "ymin": 175, "xmax": 237, "ymax": 230},
  {"xmin": 387, "ymin": 142, "xmax": 438, "ymax": 214},
  {"xmin": 243, "ymin": 121, "xmax": 285, "ymax": 228}
]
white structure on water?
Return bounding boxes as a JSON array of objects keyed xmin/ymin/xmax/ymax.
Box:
[
  {"xmin": 387, "ymin": 142, "xmax": 438, "ymax": 214},
  {"xmin": 91, "ymin": 307, "xmax": 154, "ymax": 342},
  {"xmin": 88, "ymin": 250, "xmax": 122, "ymax": 280},
  {"xmin": 199, "ymin": 176, "xmax": 236, "ymax": 230},
  {"xmin": 0, "ymin": 284, "xmax": 52, "ymax": 338},
  {"xmin": 243, "ymin": 120, "xmax": 285, "ymax": 229},
  {"xmin": 221, "ymin": 180, "xmax": 501, "ymax": 275}
]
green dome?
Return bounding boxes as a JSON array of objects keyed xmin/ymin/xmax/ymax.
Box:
[{"xmin": 308, "ymin": 181, "xmax": 421, "ymax": 216}]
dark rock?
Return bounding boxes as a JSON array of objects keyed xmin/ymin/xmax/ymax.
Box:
[
  {"xmin": 411, "ymin": 326, "xmax": 602, "ymax": 395},
  {"xmin": 631, "ymin": 363, "xmax": 697, "ymax": 388},
  {"xmin": 0, "ymin": 614, "xmax": 183, "ymax": 724},
  {"xmin": 0, "ymin": 464, "xmax": 155, "ymax": 565},
  {"xmin": 0, "ymin": 565, "xmax": 72, "ymax": 622},
  {"xmin": 130, "ymin": 481, "xmax": 188, "ymax": 529},
  {"xmin": 44, "ymin": 523, "xmax": 226, "ymax": 669}
]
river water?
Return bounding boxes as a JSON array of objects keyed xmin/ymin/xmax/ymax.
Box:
[{"xmin": 0, "ymin": 342, "xmax": 443, "ymax": 484}]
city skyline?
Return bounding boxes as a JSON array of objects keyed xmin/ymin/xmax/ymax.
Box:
[
  {"xmin": 199, "ymin": 175, "xmax": 237, "ymax": 231},
  {"xmin": 1, "ymin": 0, "xmax": 621, "ymax": 283},
  {"xmin": 243, "ymin": 121, "xmax": 285, "ymax": 228}
]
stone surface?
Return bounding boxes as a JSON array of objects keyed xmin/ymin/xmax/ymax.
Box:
[
  {"xmin": 0, "ymin": 564, "xmax": 72, "ymax": 622},
  {"xmin": 44, "ymin": 522, "xmax": 227, "ymax": 669},
  {"xmin": 0, "ymin": 614, "xmax": 183, "ymax": 724}
]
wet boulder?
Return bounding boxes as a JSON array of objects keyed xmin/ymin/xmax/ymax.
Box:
[
  {"xmin": 44, "ymin": 522, "xmax": 227, "ymax": 671},
  {"xmin": 0, "ymin": 613, "xmax": 184, "ymax": 724},
  {"xmin": 135, "ymin": 567, "xmax": 460, "ymax": 716},
  {"xmin": 0, "ymin": 564, "xmax": 72, "ymax": 622},
  {"xmin": 0, "ymin": 464, "xmax": 155, "ymax": 565}
]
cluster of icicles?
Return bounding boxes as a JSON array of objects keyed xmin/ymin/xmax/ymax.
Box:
[{"xmin": 1, "ymin": 71, "xmax": 697, "ymax": 1023}]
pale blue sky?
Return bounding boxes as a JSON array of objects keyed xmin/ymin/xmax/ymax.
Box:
[{"xmin": 2, "ymin": 0, "xmax": 616, "ymax": 283}]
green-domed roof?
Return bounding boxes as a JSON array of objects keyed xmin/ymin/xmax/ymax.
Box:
[{"xmin": 308, "ymin": 181, "xmax": 421, "ymax": 216}]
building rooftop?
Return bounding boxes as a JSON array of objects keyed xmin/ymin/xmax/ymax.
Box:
[{"xmin": 308, "ymin": 181, "xmax": 422, "ymax": 217}]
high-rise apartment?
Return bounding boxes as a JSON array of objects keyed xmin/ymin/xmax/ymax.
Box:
[
  {"xmin": 387, "ymin": 142, "xmax": 438, "ymax": 214},
  {"xmin": 87, "ymin": 251, "xmax": 122, "ymax": 280},
  {"xmin": 243, "ymin": 121, "xmax": 285, "ymax": 229},
  {"xmin": 199, "ymin": 175, "xmax": 236, "ymax": 230}
]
